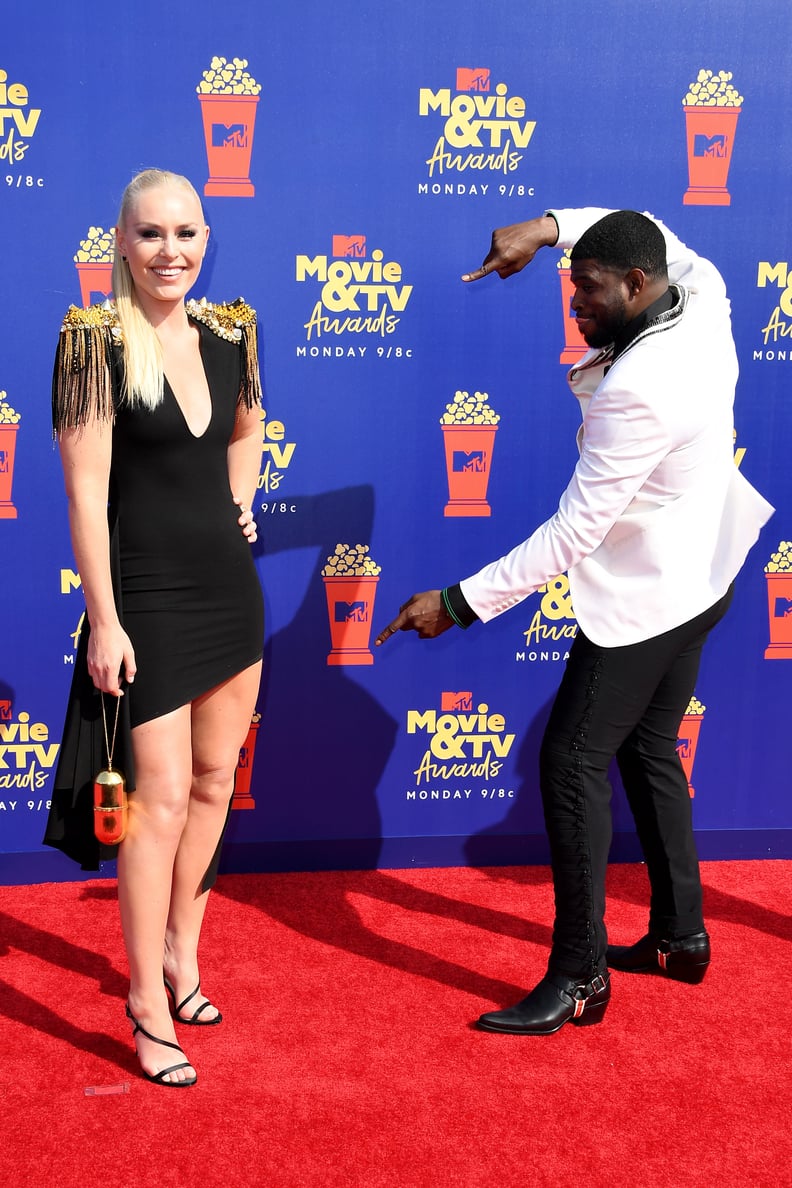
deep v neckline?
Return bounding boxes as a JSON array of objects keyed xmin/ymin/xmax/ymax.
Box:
[{"xmin": 163, "ymin": 319, "xmax": 212, "ymax": 439}]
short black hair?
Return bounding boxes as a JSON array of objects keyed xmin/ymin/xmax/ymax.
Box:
[{"xmin": 570, "ymin": 210, "xmax": 668, "ymax": 280}]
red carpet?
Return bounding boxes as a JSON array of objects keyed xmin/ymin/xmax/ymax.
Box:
[{"xmin": 1, "ymin": 861, "xmax": 790, "ymax": 1187}]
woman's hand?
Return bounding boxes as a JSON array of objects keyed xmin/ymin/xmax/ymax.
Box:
[
  {"xmin": 234, "ymin": 496, "xmax": 258, "ymax": 543},
  {"xmin": 86, "ymin": 622, "xmax": 136, "ymax": 696}
]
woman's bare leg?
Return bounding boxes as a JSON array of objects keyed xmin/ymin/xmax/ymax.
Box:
[
  {"xmin": 117, "ymin": 705, "xmax": 195, "ymax": 1082},
  {"xmin": 163, "ymin": 661, "xmax": 262, "ymax": 1020}
]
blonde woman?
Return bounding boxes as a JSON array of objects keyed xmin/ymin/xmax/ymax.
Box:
[{"xmin": 46, "ymin": 169, "xmax": 264, "ymax": 1085}]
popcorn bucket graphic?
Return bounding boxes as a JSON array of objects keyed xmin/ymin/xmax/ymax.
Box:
[
  {"xmin": 764, "ymin": 573, "xmax": 792, "ymax": 659},
  {"xmin": 323, "ymin": 576, "xmax": 378, "ymax": 665},
  {"xmin": 557, "ymin": 267, "xmax": 587, "ymax": 364},
  {"xmin": 75, "ymin": 262, "xmax": 113, "ymax": 307},
  {"xmin": 233, "ymin": 717, "xmax": 260, "ymax": 809},
  {"xmin": 198, "ymin": 95, "xmax": 259, "ymax": 197},
  {"xmin": 0, "ymin": 424, "xmax": 19, "ymax": 519},
  {"xmin": 682, "ymin": 106, "xmax": 740, "ymax": 206},
  {"xmin": 442, "ymin": 424, "xmax": 497, "ymax": 517},
  {"xmin": 676, "ymin": 713, "xmax": 703, "ymax": 798}
]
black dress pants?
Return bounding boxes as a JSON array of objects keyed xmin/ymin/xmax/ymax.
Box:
[{"xmin": 538, "ymin": 585, "xmax": 734, "ymax": 979}]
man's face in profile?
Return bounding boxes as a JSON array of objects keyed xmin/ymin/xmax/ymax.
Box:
[{"xmin": 569, "ymin": 259, "xmax": 633, "ymax": 348}]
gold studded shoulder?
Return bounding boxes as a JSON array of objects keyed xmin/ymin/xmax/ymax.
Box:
[
  {"xmin": 60, "ymin": 300, "xmax": 124, "ymax": 343},
  {"xmin": 185, "ymin": 296, "xmax": 257, "ymax": 343},
  {"xmin": 186, "ymin": 297, "xmax": 262, "ymax": 409}
]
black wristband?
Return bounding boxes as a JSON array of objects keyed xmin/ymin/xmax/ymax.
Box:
[
  {"xmin": 544, "ymin": 210, "xmax": 560, "ymax": 245},
  {"xmin": 442, "ymin": 584, "xmax": 479, "ymax": 630}
]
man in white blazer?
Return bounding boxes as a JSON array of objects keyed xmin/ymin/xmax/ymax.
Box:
[{"xmin": 376, "ymin": 208, "xmax": 773, "ymax": 1035}]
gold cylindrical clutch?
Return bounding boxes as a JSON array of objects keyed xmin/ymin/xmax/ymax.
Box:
[{"xmin": 93, "ymin": 767, "xmax": 128, "ymax": 844}]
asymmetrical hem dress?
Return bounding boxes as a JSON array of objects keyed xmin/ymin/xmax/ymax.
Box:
[{"xmin": 43, "ymin": 298, "xmax": 264, "ymax": 872}]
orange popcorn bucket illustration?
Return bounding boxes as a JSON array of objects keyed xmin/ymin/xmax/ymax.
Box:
[
  {"xmin": 682, "ymin": 106, "xmax": 740, "ymax": 206},
  {"xmin": 557, "ymin": 267, "xmax": 587, "ymax": 364},
  {"xmin": 764, "ymin": 573, "xmax": 792, "ymax": 659},
  {"xmin": 0, "ymin": 424, "xmax": 19, "ymax": 519},
  {"xmin": 198, "ymin": 94, "xmax": 259, "ymax": 197},
  {"xmin": 75, "ymin": 262, "xmax": 113, "ymax": 307},
  {"xmin": 442, "ymin": 424, "xmax": 498, "ymax": 517},
  {"xmin": 323, "ymin": 575, "xmax": 379, "ymax": 665},
  {"xmin": 232, "ymin": 716, "xmax": 261, "ymax": 809},
  {"xmin": 676, "ymin": 713, "xmax": 703, "ymax": 798}
]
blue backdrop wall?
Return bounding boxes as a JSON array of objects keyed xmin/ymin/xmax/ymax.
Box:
[{"xmin": 1, "ymin": 0, "xmax": 790, "ymax": 885}]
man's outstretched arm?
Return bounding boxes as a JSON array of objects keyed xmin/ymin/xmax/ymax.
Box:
[{"xmin": 461, "ymin": 213, "xmax": 558, "ymax": 281}]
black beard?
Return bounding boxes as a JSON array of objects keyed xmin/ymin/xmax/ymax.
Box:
[
  {"xmin": 581, "ymin": 325, "xmax": 615, "ymax": 349},
  {"xmin": 581, "ymin": 304, "xmax": 629, "ymax": 349}
]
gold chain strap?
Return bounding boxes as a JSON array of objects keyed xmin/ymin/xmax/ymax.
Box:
[{"xmin": 100, "ymin": 693, "xmax": 121, "ymax": 771}]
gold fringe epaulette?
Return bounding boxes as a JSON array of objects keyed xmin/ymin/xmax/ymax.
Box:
[
  {"xmin": 52, "ymin": 302, "xmax": 122, "ymax": 434},
  {"xmin": 186, "ymin": 297, "xmax": 262, "ymax": 410},
  {"xmin": 61, "ymin": 301, "xmax": 123, "ymax": 337}
]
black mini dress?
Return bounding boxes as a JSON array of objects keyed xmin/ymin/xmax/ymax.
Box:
[{"xmin": 112, "ymin": 318, "xmax": 263, "ymax": 728}]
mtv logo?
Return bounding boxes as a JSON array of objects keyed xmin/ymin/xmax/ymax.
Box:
[
  {"xmin": 0, "ymin": 450, "xmax": 8, "ymax": 474},
  {"xmin": 335, "ymin": 601, "xmax": 369, "ymax": 623},
  {"xmin": 773, "ymin": 597, "xmax": 792, "ymax": 619},
  {"xmin": 211, "ymin": 123, "xmax": 249, "ymax": 149},
  {"xmin": 453, "ymin": 450, "xmax": 486, "ymax": 473},
  {"xmin": 441, "ymin": 691, "xmax": 473, "ymax": 712},
  {"xmin": 332, "ymin": 235, "xmax": 366, "ymax": 258},
  {"xmin": 456, "ymin": 67, "xmax": 490, "ymax": 92},
  {"xmin": 676, "ymin": 736, "xmax": 692, "ymax": 761},
  {"xmin": 694, "ymin": 133, "xmax": 728, "ymax": 159},
  {"xmin": 0, "ymin": 699, "xmax": 12, "ymax": 721}
]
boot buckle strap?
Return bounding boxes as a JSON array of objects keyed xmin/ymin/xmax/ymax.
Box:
[{"xmin": 573, "ymin": 973, "xmax": 607, "ymax": 1015}]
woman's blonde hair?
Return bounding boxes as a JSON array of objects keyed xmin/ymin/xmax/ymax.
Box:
[{"xmin": 112, "ymin": 168, "xmax": 205, "ymax": 409}]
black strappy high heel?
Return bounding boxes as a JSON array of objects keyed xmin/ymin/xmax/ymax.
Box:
[
  {"xmin": 125, "ymin": 1003, "xmax": 197, "ymax": 1086},
  {"xmin": 164, "ymin": 977, "xmax": 223, "ymax": 1025}
]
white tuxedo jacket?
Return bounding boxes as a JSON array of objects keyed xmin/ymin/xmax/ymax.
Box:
[{"xmin": 460, "ymin": 208, "xmax": 774, "ymax": 647}]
